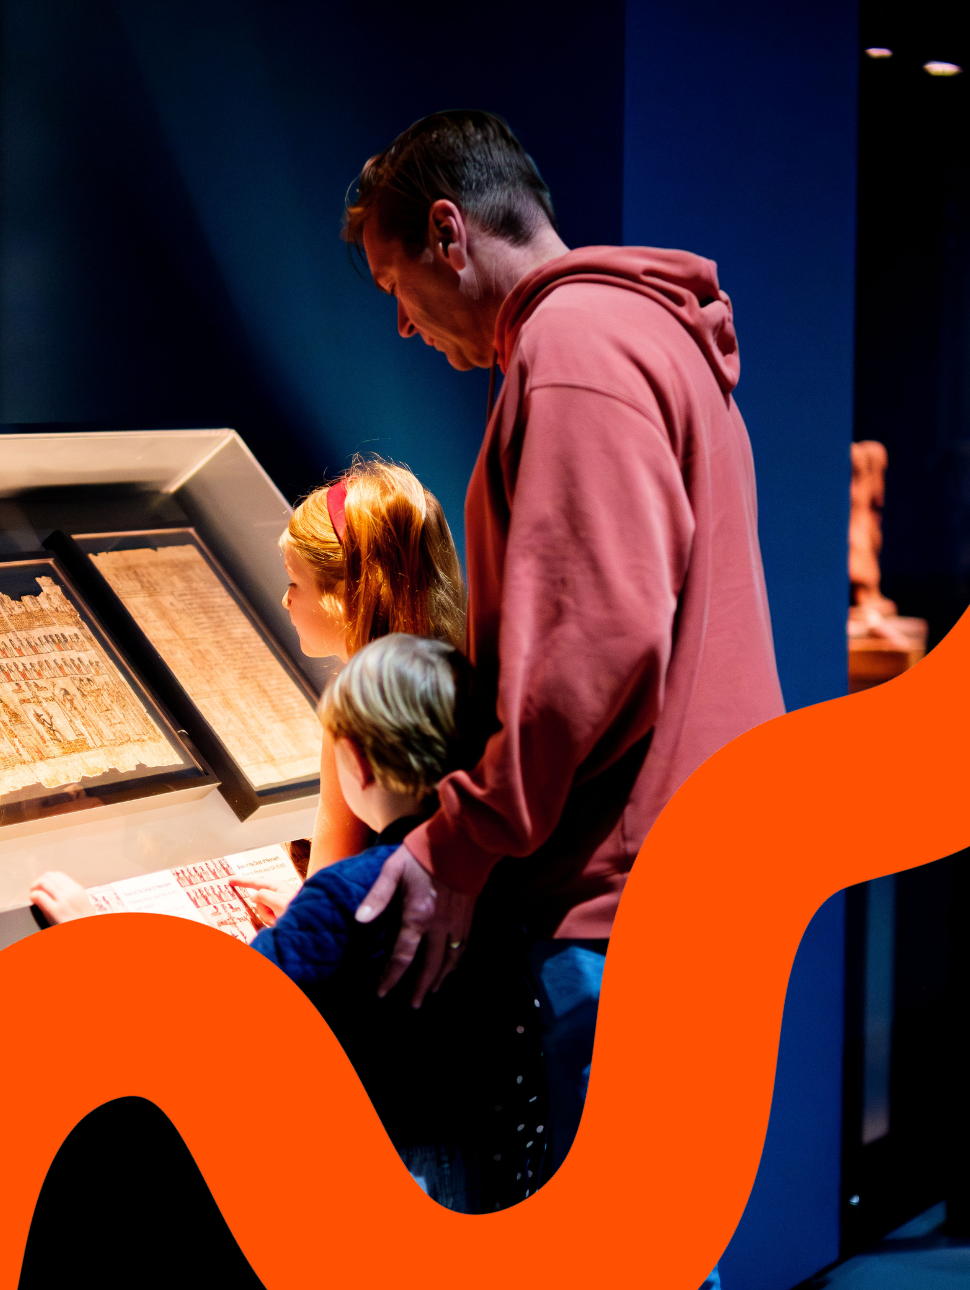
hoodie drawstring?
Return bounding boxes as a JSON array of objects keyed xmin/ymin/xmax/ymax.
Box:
[{"xmin": 487, "ymin": 351, "xmax": 498, "ymax": 423}]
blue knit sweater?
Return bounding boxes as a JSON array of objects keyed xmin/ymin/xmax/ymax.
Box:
[
  {"xmin": 249, "ymin": 817, "xmax": 548, "ymax": 1209},
  {"xmin": 250, "ymin": 843, "xmax": 397, "ymax": 990}
]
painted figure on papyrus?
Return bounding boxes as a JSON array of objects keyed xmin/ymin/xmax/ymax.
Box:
[{"xmin": 0, "ymin": 577, "xmax": 176, "ymax": 795}]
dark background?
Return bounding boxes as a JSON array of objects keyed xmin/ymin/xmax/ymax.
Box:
[
  {"xmin": 1, "ymin": 0, "xmax": 624, "ymax": 554},
  {"xmin": 3, "ymin": 0, "xmax": 969, "ymax": 1288},
  {"xmin": 855, "ymin": 3, "xmax": 970, "ymax": 649}
]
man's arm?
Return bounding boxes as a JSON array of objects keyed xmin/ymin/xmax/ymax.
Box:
[
  {"xmin": 411, "ymin": 383, "xmax": 695, "ymax": 886},
  {"xmin": 359, "ymin": 381, "xmax": 694, "ymax": 995}
]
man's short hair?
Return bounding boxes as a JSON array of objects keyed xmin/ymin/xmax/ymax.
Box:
[
  {"xmin": 343, "ymin": 109, "xmax": 556, "ymax": 254},
  {"xmin": 320, "ymin": 633, "xmax": 471, "ymax": 799}
]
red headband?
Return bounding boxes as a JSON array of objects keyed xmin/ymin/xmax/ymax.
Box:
[{"xmin": 326, "ymin": 479, "xmax": 350, "ymax": 543}]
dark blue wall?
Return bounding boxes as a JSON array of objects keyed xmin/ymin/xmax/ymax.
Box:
[
  {"xmin": 623, "ymin": 3, "xmax": 858, "ymax": 1286},
  {"xmin": 1, "ymin": 0, "xmax": 854, "ymax": 687},
  {"xmin": 2, "ymin": 3, "xmax": 861, "ymax": 1284},
  {"xmin": 1, "ymin": 0, "xmax": 624, "ymax": 563},
  {"xmin": 624, "ymin": 0, "xmax": 857, "ymax": 717}
]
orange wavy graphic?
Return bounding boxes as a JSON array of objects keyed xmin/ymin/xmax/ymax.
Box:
[{"xmin": 2, "ymin": 611, "xmax": 968, "ymax": 1289}]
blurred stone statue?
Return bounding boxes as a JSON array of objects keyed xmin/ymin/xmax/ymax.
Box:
[
  {"xmin": 848, "ymin": 441, "xmax": 927, "ymax": 690},
  {"xmin": 849, "ymin": 442, "xmax": 895, "ymax": 619}
]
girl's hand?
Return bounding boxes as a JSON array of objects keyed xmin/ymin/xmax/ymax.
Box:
[
  {"xmin": 229, "ymin": 878, "xmax": 301, "ymax": 928},
  {"xmin": 30, "ymin": 872, "xmax": 98, "ymax": 924}
]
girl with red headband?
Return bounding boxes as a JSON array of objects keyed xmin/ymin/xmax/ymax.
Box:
[
  {"xmin": 30, "ymin": 461, "xmax": 545, "ymax": 1212},
  {"xmin": 280, "ymin": 459, "xmax": 466, "ymax": 879}
]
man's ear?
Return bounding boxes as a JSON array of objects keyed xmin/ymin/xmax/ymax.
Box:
[
  {"xmin": 336, "ymin": 737, "xmax": 376, "ymax": 790},
  {"xmin": 428, "ymin": 199, "xmax": 468, "ymax": 273}
]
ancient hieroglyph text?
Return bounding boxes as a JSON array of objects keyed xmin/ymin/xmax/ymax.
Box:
[
  {"xmin": 91, "ymin": 545, "xmax": 321, "ymax": 788},
  {"xmin": 87, "ymin": 844, "xmax": 301, "ymax": 942},
  {"xmin": 0, "ymin": 577, "xmax": 177, "ymax": 796}
]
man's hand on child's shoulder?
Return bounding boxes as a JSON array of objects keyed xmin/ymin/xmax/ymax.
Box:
[
  {"xmin": 30, "ymin": 871, "xmax": 98, "ymax": 924},
  {"xmin": 355, "ymin": 843, "xmax": 476, "ymax": 1009}
]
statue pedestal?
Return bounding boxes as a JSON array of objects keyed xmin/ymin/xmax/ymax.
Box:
[
  {"xmin": 848, "ymin": 636, "xmax": 926, "ymax": 693},
  {"xmin": 847, "ymin": 609, "xmax": 928, "ymax": 693}
]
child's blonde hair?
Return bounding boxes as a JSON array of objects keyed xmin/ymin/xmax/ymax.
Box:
[
  {"xmin": 284, "ymin": 459, "xmax": 465, "ymax": 656},
  {"xmin": 320, "ymin": 633, "xmax": 468, "ymax": 799}
]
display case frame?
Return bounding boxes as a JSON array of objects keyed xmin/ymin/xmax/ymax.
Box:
[
  {"xmin": 44, "ymin": 525, "xmax": 322, "ymax": 821},
  {"xmin": 0, "ymin": 428, "xmax": 324, "ymax": 943},
  {"xmin": 0, "ymin": 552, "xmax": 218, "ymax": 835}
]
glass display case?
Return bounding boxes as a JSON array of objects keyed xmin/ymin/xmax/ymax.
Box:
[
  {"xmin": 0, "ymin": 552, "xmax": 218, "ymax": 828},
  {"xmin": 0, "ymin": 428, "xmax": 332, "ymax": 948},
  {"xmin": 46, "ymin": 527, "xmax": 322, "ymax": 820}
]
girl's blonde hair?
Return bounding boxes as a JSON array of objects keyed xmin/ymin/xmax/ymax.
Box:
[
  {"xmin": 320, "ymin": 633, "xmax": 468, "ymax": 799},
  {"xmin": 284, "ymin": 459, "xmax": 466, "ymax": 657}
]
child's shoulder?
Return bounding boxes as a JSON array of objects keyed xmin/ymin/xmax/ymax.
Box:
[
  {"xmin": 250, "ymin": 843, "xmax": 400, "ymax": 981},
  {"xmin": 299, "ymin": 843, "xmax": 400, "ymax": 910}
]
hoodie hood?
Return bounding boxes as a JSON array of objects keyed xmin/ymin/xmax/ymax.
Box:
[{"xmin": 494, "ymin": 245, "xmax": 740, "ymax": 395}]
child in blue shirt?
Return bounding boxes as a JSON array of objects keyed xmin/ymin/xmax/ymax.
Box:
[
  {"xmin": 32, "ymin": 633, "xmax": 546, "ymax": 1213},
  {"xmin": 235, "ymin": 633, "xmax": 546, "ymax": 1212}
]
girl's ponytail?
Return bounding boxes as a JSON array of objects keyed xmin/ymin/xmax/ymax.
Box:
[{"xmin": 285, "ymin": 460, "xmax": 465, "ymax": 656}]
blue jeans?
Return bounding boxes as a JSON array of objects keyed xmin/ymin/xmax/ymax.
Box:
[
  {"xmin": 398, "ymin": 1143, "xmax": 479, "ymax": 1213},
  {"xmin": 528, "ymin": 940, "xmax": 721, "ymax": 1290}
]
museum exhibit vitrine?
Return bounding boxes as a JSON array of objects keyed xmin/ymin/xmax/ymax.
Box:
[
  {"xmin": 0, "ymin": 554, "xmax": 217, "ymax": 830},
  {"xmin": 45, "ymin": 527, "xmax": 322, "ymax": 820},
  {"xmin": 0, "ymin": 428, "xmax": 330, "ymax": 949},
  {"xmin": 82, "ymin": 843, "xmax": 303, "ymax": 942}
]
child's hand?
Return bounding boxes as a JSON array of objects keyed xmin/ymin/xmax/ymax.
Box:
[
  {"xmin": 229, "ymin": 878, "xmax": 301, "ymax": 928},
  {"xmin": 30, "ymin": 872, "xmax": 98, "ymax": 924}
]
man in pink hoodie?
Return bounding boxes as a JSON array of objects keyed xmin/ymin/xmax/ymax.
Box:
[{"xmin": 349, "ymin": 111, "xmax": 784, "ymax": 1205}]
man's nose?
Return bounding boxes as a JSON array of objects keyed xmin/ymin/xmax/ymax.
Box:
[{"xmin": 397, "ymin": 299, "xmax": 416, "ymax": 338}]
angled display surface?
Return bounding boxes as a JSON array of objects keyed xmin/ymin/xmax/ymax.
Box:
[
  {"xmin": 45, "ymin": 527, "xmax": 322, "ymax": 821},
  {"xmin": 0, "ymin": 429, "xmax": 321, "ymax": 927},
  {"xmin": 0, "ymin": 555, "xmax": 216, "ymax": 833}
]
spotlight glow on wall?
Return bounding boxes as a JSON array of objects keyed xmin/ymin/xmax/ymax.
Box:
[
  {"xmin": 923, "ymin": 61, "xmax": 963, "ymax": 76},
  {"xmin": 865, "ymin": 48, "xmax": 893, "ymax": 58}
]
